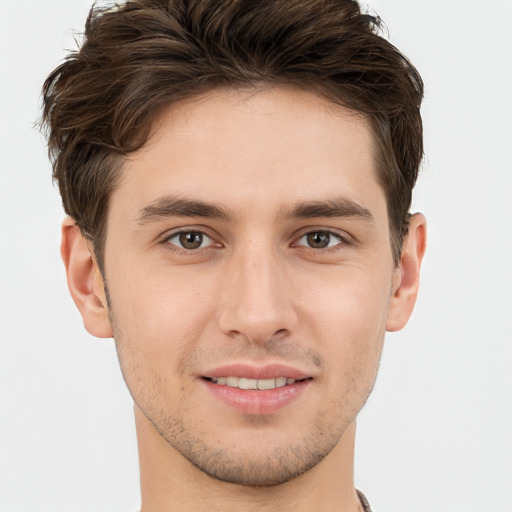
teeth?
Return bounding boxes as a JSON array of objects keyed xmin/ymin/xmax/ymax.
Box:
[
  {"xmin": 226, "ymin": 376, "xmax": 239, "ymax": 387},
  {"xmin": 275, "ymin": 377, "xmax": 287, "ymax": 388},
  {"xmin": 210, "ymin": 376, "xmax": 298, "ymax": 389},
  {"xmin": 258, "ymin": 378, "xmax": 277, "ymax": 390},
  {"xmin": 239, "ymin": 378, "xmax": 257, "ymax": 390}
]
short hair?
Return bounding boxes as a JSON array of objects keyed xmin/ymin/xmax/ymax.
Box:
[{"xmin": 41, "ymin": 0, "xmax": 423, "ymax": 270}]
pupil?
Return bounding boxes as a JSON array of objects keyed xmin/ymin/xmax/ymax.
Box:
[
  {"xmin": 307, "ymin": 232, "xmax": 330, "ymax": 248},
  {"xmin": 180, "ymin": 231, "xmax": 203, "ymax": 249}
]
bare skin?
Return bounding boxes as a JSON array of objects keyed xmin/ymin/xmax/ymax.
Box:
[{"xmin": 62, "ymin": 87, "xmax": 426, "ymax": 511}]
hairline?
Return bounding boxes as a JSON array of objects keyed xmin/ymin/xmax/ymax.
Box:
[{"xmin": 88, "ymin": 84, "xmax": 404, "ymax": 274}]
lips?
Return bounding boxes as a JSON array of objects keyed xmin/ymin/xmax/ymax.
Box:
[
  {"xmin": 203, "ymin": 363, "xmax": 310, "ymax": 381},
  {"xmin": 201, "ymin": 363, "xmax": 312, "ymax": 415},
  {"xmin": 210, "ymin": 376, "xmax": 298, "ymax": 389}
]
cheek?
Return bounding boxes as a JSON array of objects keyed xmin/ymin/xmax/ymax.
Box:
[
  {"xmin": 107, "ymin": 274, "xmax": 216, "ymax": 417},
  {"xmin": 302, "ymin": 265, "xmax": 391, "ymax": 329},
  {"xmin": 107, "ymin": 266, "xmax": 219, "ymax": 375},
  {"xmin": 298, "ymin": 268, "xmax": 391, "ymax": 377}
]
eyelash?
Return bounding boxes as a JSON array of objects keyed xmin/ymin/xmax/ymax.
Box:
[
  {"xmin": 293, "ymin": 229, "xmax": 349, "ymax": 251},
  {"xmin": 160, "ymin": 228, "xmax": 351, "ymax": 253},
  {"xmin": 161, "ymin": 230, "xmax": 218, "ymax": 252}
]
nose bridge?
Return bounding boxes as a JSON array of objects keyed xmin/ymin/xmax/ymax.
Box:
[{"xmin": 218, "ymin": 236, "xmax": 296, "ymax": 343}]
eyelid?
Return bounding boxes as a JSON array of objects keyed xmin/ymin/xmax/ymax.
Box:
[
  {"xmin": 158, "ymin": 224, "xmax": 215, "ymax": 240},
  {"xmin": 291, "ymin": 227, "xmax": 353, "ymax": 249},
  {"xmin": 156, "ymin": 225, "xmax": 353, "ymax": 251},
  {"xmin": 158, "ymin": 226, "xmax": 222, "ymax": 250},
  {"xmin": 293, "ymin": 226, "xmax": 352, "ymax": 240}
]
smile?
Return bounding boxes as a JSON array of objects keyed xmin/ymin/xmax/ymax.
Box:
[
  {"xmin": 203, "ymin": 374, "xmax": 312, "ymax": 415},
  {"xmin": 209, "ymin": 376, "xmax": 299, "ymax": 390}
]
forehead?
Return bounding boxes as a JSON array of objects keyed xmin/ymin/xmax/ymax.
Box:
[{"xmin": 113, "ymin": 86, "xmax": 385, "ymax": 222}]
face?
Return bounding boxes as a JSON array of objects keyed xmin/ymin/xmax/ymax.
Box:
[{"xmin": 102, "ymin": 87, "xmax": 399, "ymax": 485}]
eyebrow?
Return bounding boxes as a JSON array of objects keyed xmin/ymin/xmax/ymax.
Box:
[
  {"xmin": 135, "ymin": 195, "xmax": 374, "ymax": 224},
  {"xmin": 281, "ymin": 197, "xmax": 374, "ymax": 222},
  {"xmin": 135, "ymin": 196, "xmax": 234, "ymax": 224}
]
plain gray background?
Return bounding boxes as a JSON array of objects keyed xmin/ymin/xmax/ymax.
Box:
[{"xmin": 1, "ymin": 1, "xmax": 511, "ymax": 510}]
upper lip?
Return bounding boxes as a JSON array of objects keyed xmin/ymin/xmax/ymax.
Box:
[{"xmin": 202, "ymin": 363, "xmax": 312, "ymax": 381}]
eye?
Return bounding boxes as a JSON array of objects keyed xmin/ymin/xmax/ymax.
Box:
[
  {"xmin": 165, "ymin": 230, "xmax": 214, "ymax": 250},
  {"xmin": 295, "ymin": 230, "xmax": 344, "ymax": 249}
]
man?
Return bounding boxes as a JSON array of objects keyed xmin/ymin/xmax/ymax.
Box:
[{"xmin": 41, "ymin": 0, "xmax": 426, "ymax": 510}]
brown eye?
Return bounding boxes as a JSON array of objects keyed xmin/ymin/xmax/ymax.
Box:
[
  {"xmin": 179, "ymin": 231, "xmax": 203, "ymax": 249},
  {"xmin": 296, "ymin": 231, "xmax": 343, "ymax": 249},
  {"xmin": 306, "ymin": 232, "xmax": 331, "ymax": 248},
  {"xmin": 166, "ymin": 231, "xmax": 213, "ymax": 250}
]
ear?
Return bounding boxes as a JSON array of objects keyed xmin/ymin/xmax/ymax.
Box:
[
  {"xmin": 387, "ymin": 213, "xmax": 427, "ymax": 332},
  {"xmin": 61, "ymin": 217, "xmax": 113, "ymax": 338}
]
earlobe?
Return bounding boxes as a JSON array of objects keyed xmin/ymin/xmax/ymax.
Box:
[
  {"xmin": 61, "ymin": 218, "xmax": 113, "ymax": 338},
  {"xmin": 386, "ymin": 213, "xmax": 427, "ymax": 332}
]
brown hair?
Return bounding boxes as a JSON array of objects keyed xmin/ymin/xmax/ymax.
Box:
[{"xmin": 41, "ymin": 0, "xmax": 423, "ymax": 269}]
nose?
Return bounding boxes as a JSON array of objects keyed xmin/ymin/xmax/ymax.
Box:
[{"xmin": 217, "ymin": 241, "xmax": 298, "ymax": 344}]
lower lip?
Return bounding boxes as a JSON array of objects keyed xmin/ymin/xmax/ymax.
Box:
[{"xmin": 203, "ymin": 379, "xmax": 311, "ymax": 415}]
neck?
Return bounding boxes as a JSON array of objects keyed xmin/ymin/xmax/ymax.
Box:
[{"xmin": 135, "ymin": 406, "xmax": 362, "ymax": 512}]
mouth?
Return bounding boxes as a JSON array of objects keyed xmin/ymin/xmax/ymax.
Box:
[
  {"xmin": 204, "ymin": 376, "xmax": 310, "ymax": 390},
  {"xmin": 201, "ymin": 364, "xmax": 313, "ymax": 415}
]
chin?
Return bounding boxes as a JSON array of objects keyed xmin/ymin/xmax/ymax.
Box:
[
  {"xmin": 183, "ymin": 445, "xmax": 329, "ymax": 487},
  {"xmin": 155, "ymin": 410, "xmax": 349, "ymax": 487}
]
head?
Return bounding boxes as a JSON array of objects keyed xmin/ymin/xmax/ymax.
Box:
[
  {"xmin": 42, "ymin": 0, "xmax": 423, "ymax": 271},
  {"xmin": 43, "ymin": 0, "xmax": 426, "ymax": 488}
]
